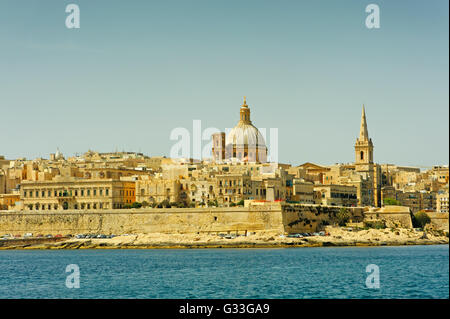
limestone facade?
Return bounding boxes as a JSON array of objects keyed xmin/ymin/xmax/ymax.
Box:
[{"xmin": 21, "ymin": 177, "xmax": 136, "ymax": 211}]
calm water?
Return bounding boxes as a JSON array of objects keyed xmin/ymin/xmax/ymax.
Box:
[{"xmin": 0, "ymin": 245, "xmax": 448, "ymax": 299}]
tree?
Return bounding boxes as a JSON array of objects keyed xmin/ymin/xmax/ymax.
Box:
[
  {"xmin": 176, "ymin": 201, "xmax": 188, "ymax": 208},
  {"xmin": 131, "ymin": 202, "xmax": 142, "ymax": 209},
  {"xmin": 141, "ymin": 201, "xmax": 149, "ymax": 208},
  {"xmin": 236, "ymin": 199, "xmax": 245, "ymax": 206},
  {"xmin": 158, "ymin": 200, "xmax": 170, "ymax": 208},
  {"xmin": 336, "ymin": 208, "xmax": 351, "ymax": 226},
  {"xmin": 412, "ymin": 211, "xmax": 431, "ymax": 229},
  {"xmin": 207, "ymin": 199, "xmax": 218, "ymax": 207},
  {"xmin": 383, "ymin": 198, "xmax": 401, "ymax": 206}
]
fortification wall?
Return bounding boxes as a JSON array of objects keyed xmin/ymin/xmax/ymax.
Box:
[
  {"xmin": 428, "ymin": 212, "xmax": 449, "ymax": 231},
  {"xmin": 0, "ymin": 206, "xmax": 284, "ymax": 235},
  {"xmin": 0, "ymin": 203, "xmax": 365, "ymax": 235},
  {"xmin": 364, "ymin": 208, "xmax": 413, "ymax": 229},
  {"xmin": 280, "ymin": 204, "xmax": 364, "ymax": 233}
]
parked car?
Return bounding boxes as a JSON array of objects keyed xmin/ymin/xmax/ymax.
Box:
[
  {"xmin": 24, "ymin": 233, "xmax": 33, "ymax": 238},
  {"xmin": 36, "ymin": 234, "xmax": 44, "ymax": 238},
  {"xmin": 45, "ymin": 234, "xmax": 53, "ymax": 238},
  {"xmin": 54, "ymin": 234, "xmax": 63, "ymax": 238},
  {"xmin": 75, "ymin": 234, "xmax": 85, "ymax": 239}
]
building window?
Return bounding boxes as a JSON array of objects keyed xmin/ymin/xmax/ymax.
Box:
[{"xmin": 360, "ymin": 151, "xmax": 364, "ymax": 160}]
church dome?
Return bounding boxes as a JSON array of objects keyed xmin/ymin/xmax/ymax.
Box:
[
  {"xmin": 224, "ymin": 97, "xmax": 267, "ymax": 162},
  {"xmin": 226, "ymin": 121, "xmax": 266, "ymax": 148},
  {"xmin": 55, "ymin": 148, "xmax": 64, "ymax": 160}
]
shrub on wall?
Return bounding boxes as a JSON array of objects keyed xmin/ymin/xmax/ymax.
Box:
[
  {"xmin": 383, "ymin": 198, "xmax": 401, "ymax": 206},
  {"xmin": 336, "ymin": 208, "xmax": 351, "ymax": 226},
  {"xmin": 364, "ymin": 220, "xmax": 386, "ymax": 229},
  {"xmin": 207, "ymin": 200, "xmax": 218, "ymax": 207},
  {"xmin": 131, "ymin": 202, "xmax": 142, "ymax": 209},
  {"xmin": 412, "ymin": 211, "xmax": 431, "ymax": 229}
]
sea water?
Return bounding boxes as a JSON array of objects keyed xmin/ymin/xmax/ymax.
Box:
[{"xmin": 0, "ymin": 245, "xmax": 448, "ymax": 299}]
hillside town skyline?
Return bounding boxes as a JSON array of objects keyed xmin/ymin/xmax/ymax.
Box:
[{"xmin": 1, "ymin": 101, "xmax": 448, "ymax": 214}]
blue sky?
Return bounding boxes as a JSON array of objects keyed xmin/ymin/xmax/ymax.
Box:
[{"xmin": 0, "ymin": 0, "xmax": 448, "ymax": 167}]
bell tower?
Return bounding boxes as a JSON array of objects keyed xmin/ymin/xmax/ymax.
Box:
[{"xmin": 354, "ymin": 105, "xmax": 374, "ymax": 171}]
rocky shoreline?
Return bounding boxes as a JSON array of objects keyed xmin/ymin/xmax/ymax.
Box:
[{"xmin": 0, "ymin": 227, "xmax": 448, "ymax": 250}]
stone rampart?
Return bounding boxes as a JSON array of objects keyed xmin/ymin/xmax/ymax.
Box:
[{"xmin": 0, "ymin": 203, "xmax": 366, "ymax": 235}]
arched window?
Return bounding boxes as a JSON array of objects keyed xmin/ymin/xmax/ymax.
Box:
[{"xmin": 360, "ymin": 151, "xmax": 364, "ymax": 160}]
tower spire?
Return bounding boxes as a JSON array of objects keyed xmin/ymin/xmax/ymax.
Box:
[
  {"xmin": 359, "ymin": 104, "xmax": 369, "ymax": 141},
  {"xmin": 242, "ymin": 96, "xmax": 248, "ymax": 107}
]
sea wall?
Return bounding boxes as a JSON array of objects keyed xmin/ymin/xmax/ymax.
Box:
[
  {"xmin": 280, "ymin": 204, "xmax": 364, "ymax": 233},
  {"xmin": 0, "ymin": 203, "xmax": 365, "ymax": 235},
  {"xmin": 0, "ymin": 205, "xmax": 283, "ymax": 235},
  {"xmin": 364, "ymin": 206, "xmax": 413, "ymax": 228},
  {"xmin": 428, "ymin": 212, "xmax": 449, "ymax": 231}
]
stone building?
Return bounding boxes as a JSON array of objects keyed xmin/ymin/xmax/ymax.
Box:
[
  {"xmin": 437, "ymin": 191, "xmax": 449, "ymax": 213},
  {"xmin": 313, "ymin": 184, "xmax": 358, "ymax": 207},
  {"xmin": 291, "ymin": 179, "xmax": 315, "ymax": 204},
  {"xmin": 136, "ymin": 176, "xmax": 180, "ymax": 204},
  {"xmin": 0, "ymin": 194, "xmax": 20, "ymax": 210},
  {"xmin": 21, "ymin": 177, "xmax": 136, "ymax": 210},
  {"xmin": 216, "ymin": 173, "xmax": 253, "ymax": 204}
]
